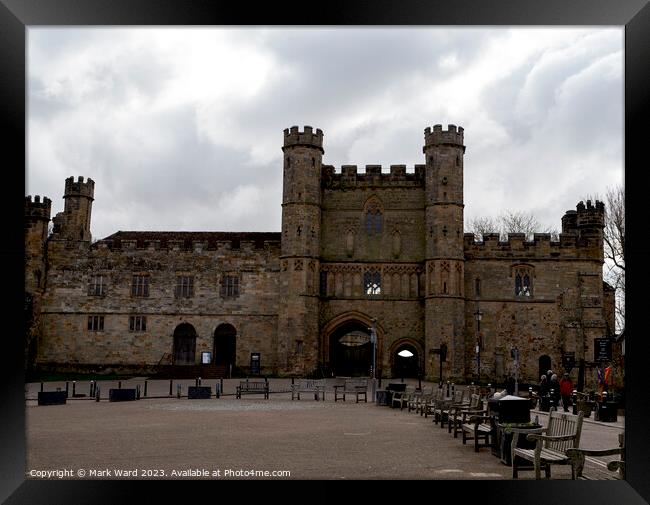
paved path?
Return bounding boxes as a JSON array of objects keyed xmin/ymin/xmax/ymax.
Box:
[{"xmin": 25, "ymin": 379, "xmax": 624, "ymax": 481}]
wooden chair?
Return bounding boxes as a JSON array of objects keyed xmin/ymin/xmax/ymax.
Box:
[
  {"xmin": 512, "ymin": 408, "xmax": 584, "ymax": 479},
  {"xmin": 566, "ymin": 432, "xmax": 625, "ymax": 480},
  {"xmin": 391, "ymin": 385, "xmax": 416, "ymax": 410},
  {"xmin": 437, "ymin": 389, "xmax": 467, "ymax": 429},
  {"xmin": 422, "ymin": 388, "xmax": 444, "ymax": 418}
]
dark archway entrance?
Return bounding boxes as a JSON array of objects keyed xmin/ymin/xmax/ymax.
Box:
[
  {"xmin": 173, "ymin": 323, "xmax": 197, "ymax": 365},
  {"xmin": 392, "ymin": 343, "xmax": 419, "ymax": 378},
  {"xmin": 214, "ymin": 323, "xmax": 237, "ymax": 368},
  {"xmin": 539, "ymin": 355, "xmax": 552, "ymax": 381},
  {"xmin": 329, "ymin": 321, "xmax": 372, "ymax": 377}
]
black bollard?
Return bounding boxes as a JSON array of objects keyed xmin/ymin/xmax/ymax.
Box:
[
  {"xmin": 195, "ymin": 378, "xmax": 199, "ymax": 387},
  {"xmin": 40, "ymin": 382, "xmax": 44, "ymax": 392},
  {"xmin": 169, "ymin": 379, "xmax": 173, "ymax": 397},
  {"xmin": 451, "ymin": 383, "xmax": 455, "ymax": 395},
  {"xmin": 220, "ymin": 378, "xmax": 224, "ymax": 396},
  {"xmin": 446, "ymin": 381, "xmax": 450, "ymax": 396},
  {"xmin": 177, "ymin": 384, "xmax": 181, "ymax": 399},
  {"xmin": 89, "ymin": 381, "xmax": 94, "ymax": 397},
  {"xmin": 291, "ymin": 377, "xmax": 295, "ymax": 385},
  {"xmin": 72, "ymin": 381, "xmax": 76, "ymax": 396},
  {"xmin": 65, "ymin": 382, "xmax": 69, "ymax": 398},
  {"xmin": 144, "ymin": 380, "xmax": 148, "ymax": 397},
  {"xmin": 198, "ymin": 377, "xmax": 201, "ymax": 386},
  {"xmin": 118, "ymin": 381, "xmax": 122, "ymax": 389},
  {"xmin": 216, "ymin": 382, "xmax": 220, "ymax": 399},
  {"xmin": 136, "ymin": 384, "xmax": 141, "ymax": 400},
  {"xmin": 95, "ymin": 385, "xmax": 100, "ymax": 402}
]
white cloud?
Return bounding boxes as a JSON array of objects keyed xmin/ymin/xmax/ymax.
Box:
[{"xmin": 27, "ymin": 27, "xmax": 623, "ymax": 241}]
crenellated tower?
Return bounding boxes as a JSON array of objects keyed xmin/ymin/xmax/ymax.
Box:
[
  {"xmin": 423, "ymin": 124, "xmax": 467, "ymax": 379},
  {"xmin": 25, "ymin": 194, "xmax": 52, "ymax": 369},
  {"xmin": 52, "ymin": 176, "xmax": 94, "ymax": 242},
  {"xmin": 277, "ymin": 126, "xmax": 323, "ymax": 374}
]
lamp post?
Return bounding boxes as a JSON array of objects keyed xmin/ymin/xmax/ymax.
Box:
[
  {"xmin": 474, "ymin": 308, "xmax": 483, "ymax": 383},
  {"xmin": 370, "ymin": 319, "xmax": 377, "ymax": 402},
  {"xmin": 511, "ymin": 346, "xmax": 519, "ymax": 396}
]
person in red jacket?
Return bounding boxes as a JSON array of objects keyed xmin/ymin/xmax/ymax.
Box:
[{"xmin": 559, "ymin": 372, "xmax": 574, "ymax": 412}]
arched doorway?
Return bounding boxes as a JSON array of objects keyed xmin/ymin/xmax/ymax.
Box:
[
  {"xmin": 329, "ymin": 321, "xmax": 372, "ymax": 377},
  {"xmin": 392, "ymin": 343, "xmax": 419, "ymax": 379},
  {"xmin": 539, "ymin": 355, "xmax": 552, "ymax": 381},
  {"xmin": 173, "ymin": 323, "xmax": 197, "ymax": 365},
  {"xmin": 214, "ymin": 323, "xmax": 237, "ymax": 368}
]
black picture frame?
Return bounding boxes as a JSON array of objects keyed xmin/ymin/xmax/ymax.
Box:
[{"xmin": 2, "ymin": 1, "xmax": 648, "ymax": 503}]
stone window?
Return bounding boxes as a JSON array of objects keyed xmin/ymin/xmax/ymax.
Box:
[
  {"xmin": 221, "ymin": 275, "xmax": 240, "ymax": 298},
  {"xmin": 364, "ymin": 198, "xmax": 383, "ymax": 235},
  {"xmin": 513, "ymin": 265, "xmax": 533, "ymax": 297},
  {"xmin": 129, "ymin": 315, "xmax": 147, "ymax": 332},
  {"xmin": 295, "ymin": 340, "xmax": 304, "ymax": 355},
  {"xmin": 131, "ymin": 274, "xmax": 149, "ymax": 297},
  {"xmin": 364, "ymin": 269, "xmax": 381, "ymax": 296},
  {"xmin": 475, "ymin": 278, "xmax": 481, "ymax": 297},
  {"xmin": 175, "ymin": 275, "xmax": 194, "ymax": 298},
  {"xmin": 88, "ymin": 274, "xmax": 106, "ymax": 296},
  {"xmin": 87, "ymin": 315, "xmax": 104, "ymax": 331}
]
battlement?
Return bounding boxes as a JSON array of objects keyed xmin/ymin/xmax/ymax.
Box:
[
  {"xmin": 283, "ymin": 125, "xmax": 324, "ymax": 153},
  {"xmin": 462, "ymin": 230, "xmax": 598, "ymax": 258},
  {"xmin": 424, "ymin": 124, "xmax": 465, "ymax": 149},
  {"xmin": 64, "ymin": 176, "xmax": 95, "ymax": 199},
  {"xmin": 321, "ymin": 164, "xmax": 425, "ymax": 189},
  {"xmin": 92, "ymin": 232, "xmax": 282, "ymax": 253},
  {"xmin": 25, "ymin": 195, "xmax": 52, "ymax": 220},
  {"xmin": 562, "ymin": 200, "xmax": 605, "ymax": 233}
]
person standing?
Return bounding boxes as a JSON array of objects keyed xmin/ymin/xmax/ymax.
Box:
[
  {"xmin": 549, "ymin": 373, "xmax": 561, "ymax": 409},
  {"xmin": 559, "ymin": 373, "xmax": 574, "ymax": 412}
]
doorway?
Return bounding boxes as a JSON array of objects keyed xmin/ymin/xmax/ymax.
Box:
[{"xmin": 173, "ymin": 323, "xmax": 197, "ymax": 365}]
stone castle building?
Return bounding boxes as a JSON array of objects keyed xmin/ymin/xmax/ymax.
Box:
[{"xmin": 25, "ymin": 124, "xmax": 618, "ymax": 388}]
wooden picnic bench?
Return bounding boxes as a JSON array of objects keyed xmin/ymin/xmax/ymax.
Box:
[
  {"xmin": 566, "ymin": 432, "xmax": 625, "ymax": 480},
  {"xmin": 291, "ymin": 379, "xmax": 326, "ymax": 401},
  {"xmin": 235, "ymin": 379, "xmax": 269, "ymax": 399},
  {"xmin": 334, "ymin": 378, "xmax": 368, "ymax": 403},
  {"xmin": 512, "ymin": 408, "xmax": 584, "ymax": 479}
]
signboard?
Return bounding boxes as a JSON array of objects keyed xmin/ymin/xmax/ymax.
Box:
[
  {"xmin": 250, "ymin": 352, "xmax": 261, "ymax": 375},
  {"xmin": 201, "ymin": 352, "xmax": 212, "ymax": 364},
  {"xmin": 594, "ymin": 338, "xmax": 612, "ymax": 362}
]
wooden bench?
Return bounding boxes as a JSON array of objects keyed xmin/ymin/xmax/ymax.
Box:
[
  {"xmin": 391, "ymin": 386, "xmax": 415, "ymax": 410},
  {"xmin": 512, "ymin": 408, "xmax": 584, "ymax": 479},
  {"xmin": 449, "ymin": 393, "xmax": 483, "ymax": 436},
  {"xmin": 235, "ymin": 379, "xmax": 269, "ymax": 399},
  {"xmin": 291, "ymin": 379, "xmax": 326, "ymax": 401},
  {"xmin": 334, "ymin": 378, "xmax": 368, "ymax": 403},
  {"xmin": 566, "ymin": 432, "xmax": 625, "ymax": 480},
  {"xmin": 461, "ymin": 410, "xmax": 494, "ymax": 452}
]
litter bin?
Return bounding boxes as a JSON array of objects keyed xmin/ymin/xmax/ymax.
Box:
[{"xmin": 596, "ymin": 401, "xmax": 618, "ymax": 422}]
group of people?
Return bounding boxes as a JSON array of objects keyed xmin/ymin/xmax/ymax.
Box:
[{"xmin": 539, "ymin": 369, "xmax": 574, "ymax": 412}]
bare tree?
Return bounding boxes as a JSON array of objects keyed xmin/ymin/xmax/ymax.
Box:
[
  {"xmin": 603, "ymin": 186, "xmax": 625, "ymax": 335},
  {"xmin": 466, "ymin": 211, "xmax": 558, "ymax": 241}
]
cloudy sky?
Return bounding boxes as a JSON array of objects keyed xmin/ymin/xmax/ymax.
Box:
[{"xmin": 27, "ymin": 27, "xmax": 623, "ymax": 241}]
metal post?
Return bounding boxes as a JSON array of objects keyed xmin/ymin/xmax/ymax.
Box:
[
  {"xmin": 216, "ymin": 382, "xmax": 220, "ymax": 399},
  {"xmin": 177, "ymin": 384, "xmax": 181, "ymax": 399},
  {"xmin": 95, "ymin": 385, "xmax": 100, "ymax": 402},
  {"xmin": 220, "ymin": 378, "xmax": 224, "ymax": 396},
  {"xmin": 195, "ymin": 377, "xmax": 199, "ymax": 387},
  {"xmin": 136, "ymin": 384, "xmax": 141, "ymax": 400},
  {"xmin": 144, "ymin": 380, "xmax": 148, "ymax": 397},
  {"xmin": 118, "ymin": 381, "xmax": 122, "ymax": 389},
  {"xmin": 169, "ymin": 379, "xmax": 173, "ymax": 397},
  {"xmin": 40, "ymin": 382, "xmax": 44, "ymax": 392},
  {"xmin": 72, "ymin": 381, "xmax": 76, "ymax": 396},
  {"xmin": 370, "ymin": 319, "xmax": 377, "ymax": 403},
  {"xmin": 65, "ymin": 382, "xmax": 69, "ymax": 398},
  {"xmin": 89, "ymin": 381, "xmax": 94, "ymax": 397},
  {"xmin": 514, "ymin": 347, "xmax": 519, "ymax": 396}
]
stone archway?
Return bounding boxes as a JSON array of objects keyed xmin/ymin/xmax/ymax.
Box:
[
  {"xmin": 321, "ymin": 312, "xmax": 384, "ymax": 378},
  {"xmin": 539, "ymin": 355, "xmax": 552, "ymax": 381},
  {"xmin": 173, "ymin": 323, "xmax": 197, "ymax": 365},
  {"xmin": 214, "ymin": 323, "xmax": 237, "ymax": 368},
  {"xmin": 391, "ymin": 341, "xmax": 421, "ymax": 379}
]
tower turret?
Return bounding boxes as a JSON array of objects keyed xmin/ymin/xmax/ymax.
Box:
[
  {"xmin": 25, "ymin": 195, "xmax": 52, "ymax": 293},
  {"xmin": 278, "ymin": 126, "xmax": 324, "ymax": 374},
  {"xmin": 52, "ymin": 176, "xmax": 94, "ymax": 242},
  {"xmin": 422, "ymin": 124, "xmax": 467, "ymax": 379}
]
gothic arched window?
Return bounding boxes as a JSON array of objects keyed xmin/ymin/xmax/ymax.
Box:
[
  {"xmin": 513, "ymin": 265, "xmax": 534, "ymax": 297},
  {"xmin": 364, "ymin": 197, "xmax": 383, "ymax": 235}
]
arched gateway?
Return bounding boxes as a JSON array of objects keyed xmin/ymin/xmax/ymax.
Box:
[
  {"xmin": 322, "ymin": 312, "xmax": 382, "ymax": 377},
  {"xmin": 173, "ymin": 323, "xmax": 197, "ymax": 365}
]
